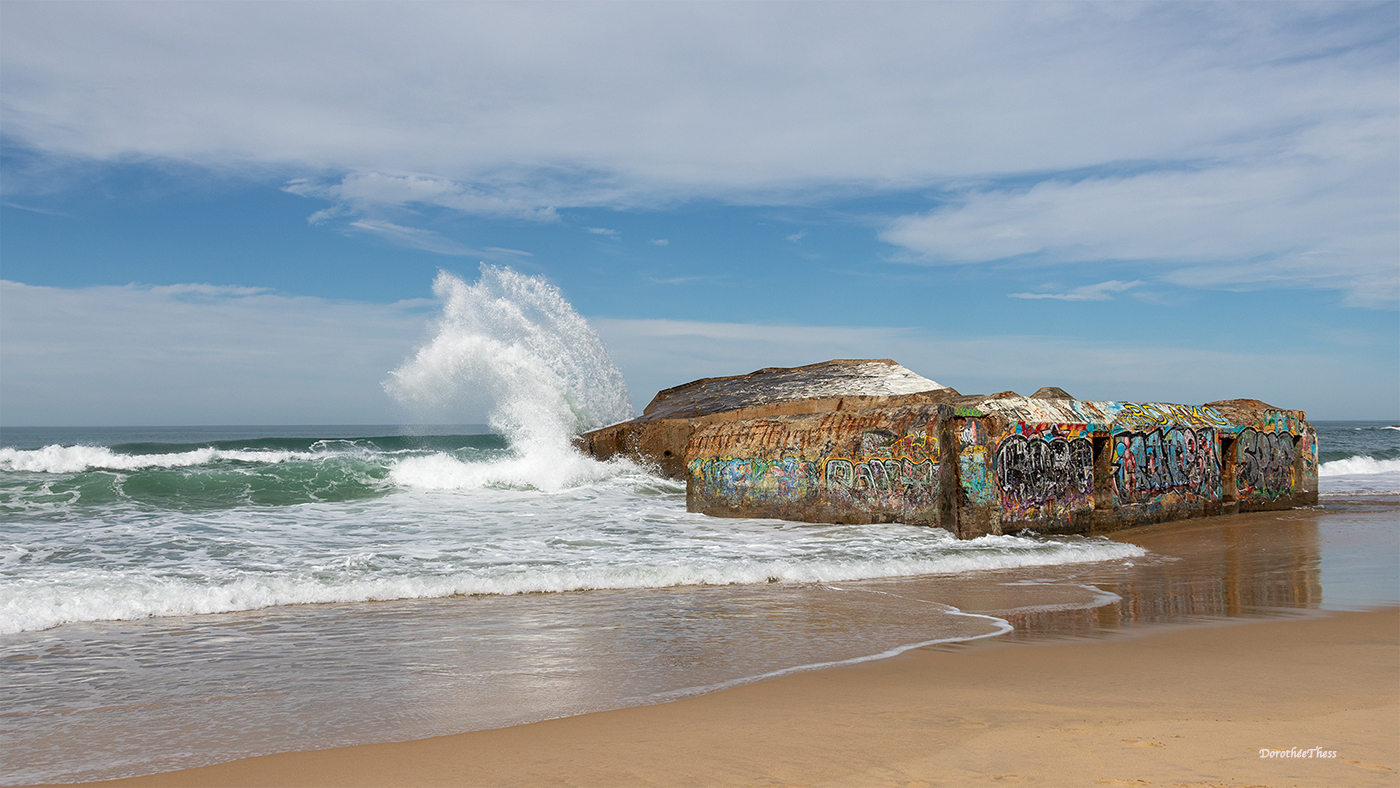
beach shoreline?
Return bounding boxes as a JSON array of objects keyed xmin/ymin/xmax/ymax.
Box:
[
  {"xmin": 61, "ymin": 605, "xmax": 1398, "ymax": 788},
  {"xmin": 33, "ymin": 500, "xmax": 1399, "ymax": 788}
]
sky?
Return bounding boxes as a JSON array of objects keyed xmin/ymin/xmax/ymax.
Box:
[{"xmin": 1, "ymin": 1, "xmax": 1397, "ymax": 426}]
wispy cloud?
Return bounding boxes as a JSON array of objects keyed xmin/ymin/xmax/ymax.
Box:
[
  {"xmin": 586, "ymin": 227, "xmax": 620, "ymax": 238},
  {"xmin": 1010, "ymin": 280, "xmax": 1141, "ymax": 301},
  {"xmin": 345, "ymin": 221, "xmax": 531, "ymax": 260},
  {"xmin": 650, "ymin": 238, "xmax": 669, "ymax": 246},
  {"xmin": 2, "ymin": 202, "xmax": 67, "ymax": 216},
  {"xmin": 786, "ymin": 230, "xmax": 808, "ymax": 243},
  {"xmin": 347, "ymin": 220, "xmax": 477, "ymax": 256},
  {"xmin": 285, "ymin": 173, "xmax": 559, "ymax": 223},
  {"xmin": 646, "ymin": 275, "xmax": 705, "ymax": 285}
]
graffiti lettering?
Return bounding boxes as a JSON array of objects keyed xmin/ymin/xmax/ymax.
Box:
[
  {"xmin": 1112, "ymin": 427, "xmax": 1219, "ymax": 504},
  {"xmin": 823, "ymin": 457, "xmax": 939, "ymax": 511},
  {"xmin": 1236, "ymin": 428, "xmax": 1297, "ymax": 500},
  {"xmin": 993, "ymin": 432, "xmax": 1093, "ymax": 520},
  {"xmin": 1111, "ymin": 402, "xmax": 1230, "ymax": 429}
]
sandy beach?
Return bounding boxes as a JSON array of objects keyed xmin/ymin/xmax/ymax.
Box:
[{"xmin": 77, "ymin": 606, "xmax": 1396, "ymax": 788}]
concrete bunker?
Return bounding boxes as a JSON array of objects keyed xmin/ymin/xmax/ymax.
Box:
[{"xmin": 579, "ymin": 360, "xmax": 1318, "ymax": 538}]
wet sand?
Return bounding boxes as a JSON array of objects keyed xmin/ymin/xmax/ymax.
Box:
[
  {"xmin": 87, "ymin": 607, "xmax": 1398, "ymax": 788},
  {"xmin": 40, "ymin": 502, "xmax": 1400, "ymax": 787}
]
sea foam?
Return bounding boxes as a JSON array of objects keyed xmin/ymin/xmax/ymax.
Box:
[
  {"xmin": 1319, "ymin": 456, "xmax": 1400, "ymax": 476},
  {"xmin": 0, "ymin": 444, "xmax": 316, "ymax": 473},
  {"xmin": 0, "ymin": 531, "xmax": 1145, "ymax": 634},
  {"xmin": 1318, "ymin": 455, "xmax": 1400, "ymax": 495}
]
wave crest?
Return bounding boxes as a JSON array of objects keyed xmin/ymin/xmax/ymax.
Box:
[
  {"xmin": 0, "ymin": 444, "xmax": 316, "ymax": 474},
  {"xmin": 1319, "ymin": 456, "xmax": 1400, "ymax": 476}
]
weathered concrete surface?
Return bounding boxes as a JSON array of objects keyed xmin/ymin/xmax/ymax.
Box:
[
  {"xmin": 579, "ymin": 360, "xmax": 1319, "ymax": 538},
  {"xmin": 686, "ymin": 404, "xmax": 954, "ymax": 528},
  {"xmin": 579, "ymin": 360, "xmax": 954, "ymax": 479}
]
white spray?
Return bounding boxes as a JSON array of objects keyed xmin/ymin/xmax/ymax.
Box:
[{"xmin": 384, "ymin": 265, "xmax": 637, "ymax": 490}]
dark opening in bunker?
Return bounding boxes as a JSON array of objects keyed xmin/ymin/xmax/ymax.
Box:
[
  {"xmin": 1091, "ymin": 434, "xmax": 1111, "ymax": 508},
  {"xmin": 1220, "ymin": 436, "xmax": 1238, "ymax": 502}
]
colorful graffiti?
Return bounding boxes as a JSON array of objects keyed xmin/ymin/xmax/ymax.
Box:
[
  {"xmin": 1111, "ymin": 427, "xmax": 1219, "ymax": 505},
  {"xmin": 823, "ymin": 456, "xmax": 939, "ymax": 511},
  {"xmin": 993, "ymin": 424, "xmax": 1093, "ymax": 521},
  {"xmin": 957, "ymin": 419, "xmax": 993, "ymax": 507},
  {"xmin": 1236, "ymin": 427, "xmax": 1297, "ymax": 500},
  {"xmin": 959, "ymin": 445, "xmax": 992, "ymax": 507},
  {"xmin": 1250, "ymin": 409, "xmax": 1302, "ymax": 435},
  {"xmin": 821, "ymin": 428, "xmax": 940, "ymax": 513},
  {"xmin": 690, "ymin": 427, "xmax": 942, "ymax": 516},
  {"xmin": 688, "ymin": 457, "xmax": 817, "ymax": 504},
  {"xmin": 1109, "ymin": 402, "xmax": 1231, "ymax": 430}
]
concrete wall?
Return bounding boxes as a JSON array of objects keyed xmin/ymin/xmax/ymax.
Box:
[{"xmin": 685, "ymin": 404, "xmax": 954, "ymax": 527}]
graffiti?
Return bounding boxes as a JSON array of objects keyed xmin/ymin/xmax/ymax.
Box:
[
  {"xmin": 959, "ymin": 419, "xmax": 983, "ymax": 445},
  {"xmin": 690, "ymin": 426, "xmax": 942, "ymax": 515},
  {"xmin": 954, "ymin": 406, "xmax": 984, "ymax": 418},
  {"xmin": 1009, "ymin": 422, "xmax": 1088, "ymax": 440},
  {"xmin": 993, "ymin": 428, "xmax": 1094, "ymax": 520},
  {"xmin": 1236, "ymin": 427, "xmax": 1297, "ymax": 500},
  {"xmin": 856, "ymin": 429, "xmax": 937, "ymax": 459},
  {"xmin": 1112, "ymin": 427, "xmax": 1219, "ymax": 505},
  {"xmin": 1110, "ymin": 402, "xmax": 1230, "ymax": 430},
  {"xmin": 1297, "ymin": 428, "xmax": 1318, "ymax": 484},
  {"xmin": 955, "ymin": 419, "xmax": 992, "ymax": 507},
  {"xmin": 1253, "ymin": 410, "xmax": 1302, "ymax": 435},
  {"xmin": 689, "ymin": 457, "xmax": 817, "ymax": 503},
  {"xmin": 891, "ymin": 433, "xmax": 936, "ymax": 458},
  {"xmin": 823, "ymin": 456, "xmax": 939, "ymax": 511},
  {"xmin": 959, "ymin": 444, "xmax": 993, "ymax": 507}
]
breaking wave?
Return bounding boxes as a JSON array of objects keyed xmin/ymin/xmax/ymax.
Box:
[
  {"xmin": 1319, "ymin": 456, "xmax": 1400, "ymax": 476},
  {"xmin": 385, "ymin": 266, "xmax": 633, "ymax": 472},
  {"xmin": 0, "ymin": 527, "xmax": 1145, "ymax": 634},
  {"xmin": 0, "ymin": 444, "xmax": 317, "ymax": 474}
]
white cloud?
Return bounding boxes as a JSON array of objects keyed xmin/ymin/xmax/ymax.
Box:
[
  {"xmin": 0, "ymin": 280, "xmax": 433, "ymax": 425},
  {"xmin": 1010, "ymin": 280, "xmax": 1141, "ymax": 301},
  {"xmin": 650, "ymin": 239, "xmax": 669, "ymax": 246},
  {"xmin": 284, "ymin": 172, "xmax": 558, "ymax": 237},
  {"xmin": 786, "ymin": 230, "xmax": 808, "ymax": 243},
  {"xmin": 586, "ymin": 227, "xmax": 620, "ymax": 237},
  {"xmin": 881, "ymin": 120, "xmax": 1399, "ymax": 306},
  {"xmin": 4, "ymin": 4, "xmax": 1391, "ymax": 196},
  {"xmin": 2, "ymin": 3, "xmax": 1394, "ymax": 301}
]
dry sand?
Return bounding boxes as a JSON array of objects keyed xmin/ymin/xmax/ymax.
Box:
[{"xmin": 83, "ymin": 606, "xmax": 1398, "ymax": 788}]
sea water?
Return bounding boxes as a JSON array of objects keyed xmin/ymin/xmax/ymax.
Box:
[{"xmin": 2, "ymin": 267, "xmax": 1396, "ymax": 783}]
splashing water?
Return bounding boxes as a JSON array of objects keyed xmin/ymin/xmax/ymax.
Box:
[{"xmin": 383, "ymin": 266, "xmax": 636, "ymax": 490}]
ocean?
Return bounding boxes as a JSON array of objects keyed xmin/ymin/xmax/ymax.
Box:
[{"xmin": 2, "ymin": 269, "xmax": 1397, "ymax": 784}]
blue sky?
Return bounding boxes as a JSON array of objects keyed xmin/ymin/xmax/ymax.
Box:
[{"xmin": 2, "ymin": 1, "xmax": 1397, "ymax": 425}]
